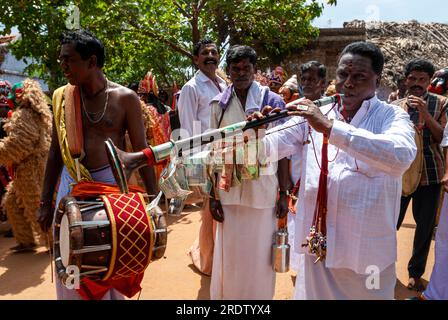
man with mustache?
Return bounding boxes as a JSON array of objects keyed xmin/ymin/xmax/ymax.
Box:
[
  {"xmin": 256, "ymin": 41, "xmax": 416, "ymax": 299},
  {"xmin": 177, "ymin": 38, "xmax": 227, "ymax": 276},
  {"xmin": 394, "ymin": 58, "xmax": 448, "ymax": 292},
  {"xmin": 208, "ymin": 45, "xmax": 288, "ymax": 299}
]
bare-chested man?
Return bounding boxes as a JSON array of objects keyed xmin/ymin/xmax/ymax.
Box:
[{"xmin": 38, "ymin": 29, "xmax": 156, "ymax": 300}]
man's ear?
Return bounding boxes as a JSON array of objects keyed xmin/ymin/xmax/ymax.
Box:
[
  {"xmin": 319, "ymin": 78, "xmax": 326, "ymax": 90},
  {"xmin": 375, "ymin": 75, "xmax": 381, "ymax": 87},
  {"xmin": 89, "ymin": 55, "xmax": 98, "ymax": 69},
  {"xmin": 193, "ymin": 56, "xmax": 199, "ymax": 67}
]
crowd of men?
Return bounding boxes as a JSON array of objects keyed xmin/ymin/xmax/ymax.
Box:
[{"xmin": 0, "ymin": 28, "xmax": 446, "ymax": 300}]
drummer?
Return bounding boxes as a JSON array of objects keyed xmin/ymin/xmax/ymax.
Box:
[
  {"xmin": 393, "ymin": 58, "xmax": 448, "ymax": 292},
  {"xmin": 38, "ymin": 29, "xmax": 155, "ymax": 300}
]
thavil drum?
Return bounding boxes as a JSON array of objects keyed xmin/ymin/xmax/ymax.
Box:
[{"xmin": 53, "ymin": 193, "xmax": 167, "ymax": 283}]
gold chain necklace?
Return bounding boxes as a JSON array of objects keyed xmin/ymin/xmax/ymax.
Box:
[{"xmin": 80, "ymin": 79, "xmax": 109, "ymax": 124}]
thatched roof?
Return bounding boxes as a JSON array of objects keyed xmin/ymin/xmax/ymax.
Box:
[
  {"xmin": 344, "ymin": 20, "xmax": 448, "ymax": 88},
  {"xmin": 0, "ymin": 36, "xmax": 15, "ymax": 67}
]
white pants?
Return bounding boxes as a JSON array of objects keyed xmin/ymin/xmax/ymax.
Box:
[
  {"xmin": 423, "ymin": 195, "xmax": 448, "ymax": 300},
  {"xmin": 210, "ymin": 205, "xmax": 276, "ymax": 300},
  {"xmin": 294, "ymin": 254, "xmax": 396, "ymax": 300}
]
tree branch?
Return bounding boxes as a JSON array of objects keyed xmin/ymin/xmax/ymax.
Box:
[
  {"xmin": 172, "ymin": 0, "xmax": 191, "ymax": 19},
  {"xmin": 127, "ymin": 20, "xmax": 193, "ymax": 60},
  {"xmin": 197, "ymin": 0, "xmax": 207, "ymax": 12}
]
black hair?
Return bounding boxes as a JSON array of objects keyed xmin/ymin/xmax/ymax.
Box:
[
  {"xmin": 339, "ymin": 41, "xmax": 384, "ymax": 75},
  {"xmin": 60, "ymin": 29, "xmax": 105, "ymax": 68},
  {"xmin": 146, "ymin": 93, "xmax": 167, "ymax": 115},
  {"xmin": 300, "ymin": 61, "xmax": 327, "ymax": 80},
  {"xmin": 404, "ymin": 58, "xmax": 435, "ymax": 78},
  {"xmin": 393, "ymin": 74, "xmax": 405, "ymax": 85},
  {"xmin": 158, "ymin": 90, "xmax": 169, "ymax": 100},
  {"xmin": 193, "ymin": 38, "xmax": 216, "ymax": 56},
  {"xmin": 127, "ymin": 82, "xmax": 139, "ymax": 92},
  {"xmin": 226, "ymin": 45, "xmax": 257, "ymax": 66}
]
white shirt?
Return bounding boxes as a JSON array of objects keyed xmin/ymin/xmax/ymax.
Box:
[
  {"xmin": 178, "ymin": 70, "xmax": 227, "ymax": 137},
  {"xmin": 442, "ymin": 122, "xmax": 448, "ymax": 147},
  {"xmin": 264, "ymin": 96, "xmax": 416, "ymax": 274}
]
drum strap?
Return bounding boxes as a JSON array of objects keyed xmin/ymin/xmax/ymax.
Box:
[
  {"xmin": 64, "ymin": 85, "xmax": 84, "ymax": 159},
  {"xmin": 64, "ymin": 85, "xmax": 85, "ymax": 182},
  {"xmin": 52, "ymin": 86, "xmax": 92, "ymax": 181}
]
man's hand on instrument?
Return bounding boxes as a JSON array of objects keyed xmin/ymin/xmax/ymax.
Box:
[
  {"xmin": 287, "ymin": 99, "xmax": 333, "ymax": 136},
  {"xmin": 247, "ymin": 105, "xmax": 282, "ymax": 140},
  {"xmin": 276, "ymin": 192, "xmax": 289, "ymax": 218},
  {"xmin": 38, "ymin": 204, "xmax": 53, "ymax": 232},
  {"xmin": 248, "ymin": 105, "xmax": 282, "ymax": 122}
]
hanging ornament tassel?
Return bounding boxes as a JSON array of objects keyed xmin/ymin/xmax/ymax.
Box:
[{"xmin": 302, "ymin": 134, "xmax": 329, "ymax": 263}]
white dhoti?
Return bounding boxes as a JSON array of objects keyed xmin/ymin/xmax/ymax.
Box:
[
  {"xmin": 54, "ymin": 166, "xmax": 125, "ymax": 300},
  {"xmin": 287, "ymin": 211, "xmax": 300, "ymax": 272},
  {"xmin": 188, "ymin": 198, "xmax": 216, "ymax": 276},
  {"xmin": 294, "ymin": 254, "xmax": 396, "ymax": 300},
  {"xmin": 423, "ymin": 195, "xmax": 448, "ymax": 300},
  {"xmin": 210, "ymin": 205, "xmax": 276, "ymax": 300}
]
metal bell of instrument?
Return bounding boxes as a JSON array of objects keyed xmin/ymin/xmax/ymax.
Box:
[
  {"xmin": 272, "ymin": 227, "xmax": 290, "ymax": 273},
  {"xmin": 159, "ymin": 162, "xmax": 191, "ymax": 199}
]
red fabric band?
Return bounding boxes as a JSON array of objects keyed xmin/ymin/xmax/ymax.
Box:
[{"xmin": 142, "ymin": 147, "xmax": 157, "ymax": 166}]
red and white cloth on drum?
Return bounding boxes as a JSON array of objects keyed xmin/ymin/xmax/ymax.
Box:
[{"xmin": 75, "ymin": 192, "xmax": 154, "ymax": 300}]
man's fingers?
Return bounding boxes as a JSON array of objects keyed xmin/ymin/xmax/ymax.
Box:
[
  {"xmin": 261, "ymin": 105, "xmax": 273, "ymax": 115},
  {"xmin": 271, "ymin": 107, "xmax": 282, "ymax": 114},
  {"xmin": 287, "ymin": 109, "xmax": 310, "ymax": 118},
  {"xmin": 249, "ymin": 111, "xmax": 264, "ymax": 121},
  {"xmin": 286, "ymin": 99, "xmax": 316, "ymax": 112},
  {"xmin": 408, "ymin": 96, "xmax": 426, "ymax": 105},
  {"xmin": 285, "ymin": 97, "xmax": 306, "ymax": 109}
]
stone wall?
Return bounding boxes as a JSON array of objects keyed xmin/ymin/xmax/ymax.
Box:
[{"xmin": 282, "ymin": 27, "xmax": 367, "ymax": 86}]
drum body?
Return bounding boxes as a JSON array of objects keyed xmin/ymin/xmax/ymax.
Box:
[
  {"xmin": 54, "ymin": 193, "xmax": 167, "ymax": 283},
  {"xmin": 402, "ymin": 125, "xmax": 423, "ymax": 196}
]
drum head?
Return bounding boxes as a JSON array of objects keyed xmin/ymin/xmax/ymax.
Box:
[
  {"xmin": 59, "ymin": 214, "xmax": 70, "ymax": 267},
  {"xmin": 402, "ymin": 128, "xmax": 423, "ymax": 196}
]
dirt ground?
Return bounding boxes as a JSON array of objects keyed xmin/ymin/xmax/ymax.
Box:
[{"xmin": 0, "ymin": 204, "xmax": 435, "ymax": 300}]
